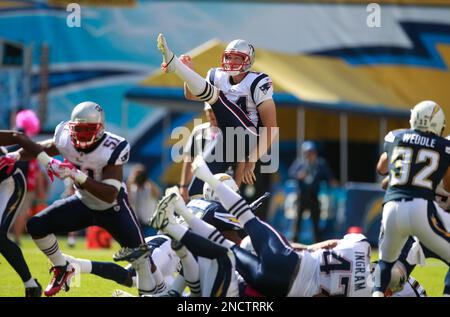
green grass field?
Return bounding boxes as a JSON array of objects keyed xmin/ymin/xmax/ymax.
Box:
[
  {"xmin": 0, "ymin": 236, "xmax": 138, "ymax": 297},
  {"xmin": 0, "ymin": 237, "xmax": 447, "ymax": 297}
]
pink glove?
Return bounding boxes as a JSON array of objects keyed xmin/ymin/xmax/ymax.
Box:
[
  {"xmin": 45, "ymin": 158, "xmax": 66, "ymax": 182},
  {"xmin": 57, "ymin": 160, "xmax": 88, "ymax": 185}
]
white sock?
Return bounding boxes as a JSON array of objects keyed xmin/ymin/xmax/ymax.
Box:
[
  {"xmin": 63, "ymin": 254, "xmax": 92, "ymax": 273},
  {"xmin": 34, "ymin": 235, "xmax": 66, "ymax": 266},
  {"xmin": 151, "ymin": 263, "xmax": 166, "ymax": 293},
  {"xmin": 215, "ymin": 183, "xmax": 255, "ymax": 226},
  {"xmin": 194, "ymin": 159, "xmax": 221, "ymax": 189},
  {"xmin": 133, "ymin": 257, "xmax": 156, "ymax": 294},
  {"xmin": 164, "ymin": 222, "xmax": 189, "ymax": 242},
  {"xmin": 175, "ymin": 204, "xmax": 195, "ymax": 223},
  {"xmin": 175, "ymin": 247, "xmax": 200, "ymax": 297},
  {"xmin": 170, "ymin": 274, "xmax": 187, "ymax": 295},
  {"xmin": 188, "ymin": 216, "xmax": 234, "ymax": 249},
  {"xmin": 173, "ymin": 57, "xmax": 218, "ymax": 103},
  {"xmin": 24, "ymin": 278, "xmax": 38, "ymax": 288}
]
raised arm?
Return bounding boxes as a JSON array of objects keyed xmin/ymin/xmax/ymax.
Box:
[{"xmin": 0, "ymin": 131, "xmax": 61, "ymax": 177}]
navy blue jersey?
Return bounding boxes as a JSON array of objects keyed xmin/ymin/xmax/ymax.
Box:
[{"xmin": 383, "ymin": 129, "xmax": 450, "ymax": 203}]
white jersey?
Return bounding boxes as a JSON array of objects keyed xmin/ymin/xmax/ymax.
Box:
[
  {"xmin": 288, "ymin": 233, "xmax": 372, "ymax": 297},
  {"xmin": 54, "ymin": 121, "xmax": 130, "ymax": 210},
  {"xmin": 206, "ymin": 68, "xmax": 273, "ymax": 128}
]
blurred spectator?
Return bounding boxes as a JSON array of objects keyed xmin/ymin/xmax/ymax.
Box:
[
  {"xmin": 127, "ymin": 164, "xmax": 161, "ymax": 237},
  {"xmin": 288, "ymin": 141, "xmax": 338, "ymax": 243}
]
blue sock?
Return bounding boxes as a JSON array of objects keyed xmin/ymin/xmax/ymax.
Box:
[
  {"xmin": 91, "ymin": 261, "xmax": 133, "ymax": 287},
  {"xmin": 374, "ymin": 260, "xmax": 395, "ymax": 293}
]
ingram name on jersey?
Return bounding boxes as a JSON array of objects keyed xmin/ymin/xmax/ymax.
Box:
[
  {"xmin": 383, "ymin": 129, "xmax": 450, "ymax": 203},
  {"xmin": 54, "ymin": 121, "xmax": 130, "ymax": 210},
  {"xmin": 206, "ymin": 68, "xmax": 273, "ymax": 128}
]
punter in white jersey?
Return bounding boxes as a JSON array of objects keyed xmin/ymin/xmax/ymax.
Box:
[
  {"xmin": 159, "ymin": 34, "xmax": 278, "ymax": 189},
  {"xmin": 9, "ymin": 102, "xmax": 163, "ymax": 297}
]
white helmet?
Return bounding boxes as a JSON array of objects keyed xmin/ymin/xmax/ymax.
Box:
[
  {"xmin": 221, "ymin": 39, "xmax": 255, "ymax": 76},
  {"xmin": 203, "ymin": 173, "xmax": 239, "ymax": 202},
  {"xmin": 69, "ymin": 101, "xmax": 105, "ymax": 149},
  {"xmin": 409, "ymin": 100, "xmax": 446, "ymax": 136}
]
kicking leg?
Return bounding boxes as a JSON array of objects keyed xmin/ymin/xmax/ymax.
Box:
[
  {"xmin": 157, "ymin": 34, "xmax": 257, "ymax": 139},
  {"xmin": 158, "ymin": 34, "xmax": 218, "ymax": 103}
]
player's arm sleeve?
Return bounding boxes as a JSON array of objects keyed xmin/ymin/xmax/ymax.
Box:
[
  {"xmin": 252, "ymin": 75, "xmax": 274, "ymax": 107},
  {"xmin": 107, "ymin": 141, "xmax": 130, "ymax": 165}
]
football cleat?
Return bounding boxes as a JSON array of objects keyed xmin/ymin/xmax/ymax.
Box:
[
  {"xmin": 25, "ymin": 279, "xmax": 42, "ymax": 297},
  {"xmin": 149, "ymin": 192, "xmax": 177, "ymax": 230},
  {"xmin": 164, "ymin": 186, "xmax": 189, "ymax": 215},
  {"xmin": 44, "ymin": 262, "xmax": 75, "ymax": 297},
  {"xmin": 113, "ymin": 243, "xmax": 150, "ymax": 263},
  {"xmin": 157, "ymin": 33, "xmax": 176, "ymax": 73}
]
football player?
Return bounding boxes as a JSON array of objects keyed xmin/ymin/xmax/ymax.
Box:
[
  {"xmin": 373, "ymin": 101, "xmax": 450, "ymax": 296},
  {"xmin": 434, "ymin": 180, "xmax": 450, "ymax": 296},
  {"xmin": 157, "ymin": 33, "xmax": 278, "ymax": 194},
  {"xmin": 7, "ymin": 102, "xmax": 163, "ymax": 296},
  {"xmin": 151, "ymin": 156, "xmax": 374, "ymax": 297},
  {"xmin": 0, "ymin": 130, "xmax": 59, "ymax": 297},
  {"xmin": 60, "ymin": 188, "xmax": 261, "ymax": 297}
]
